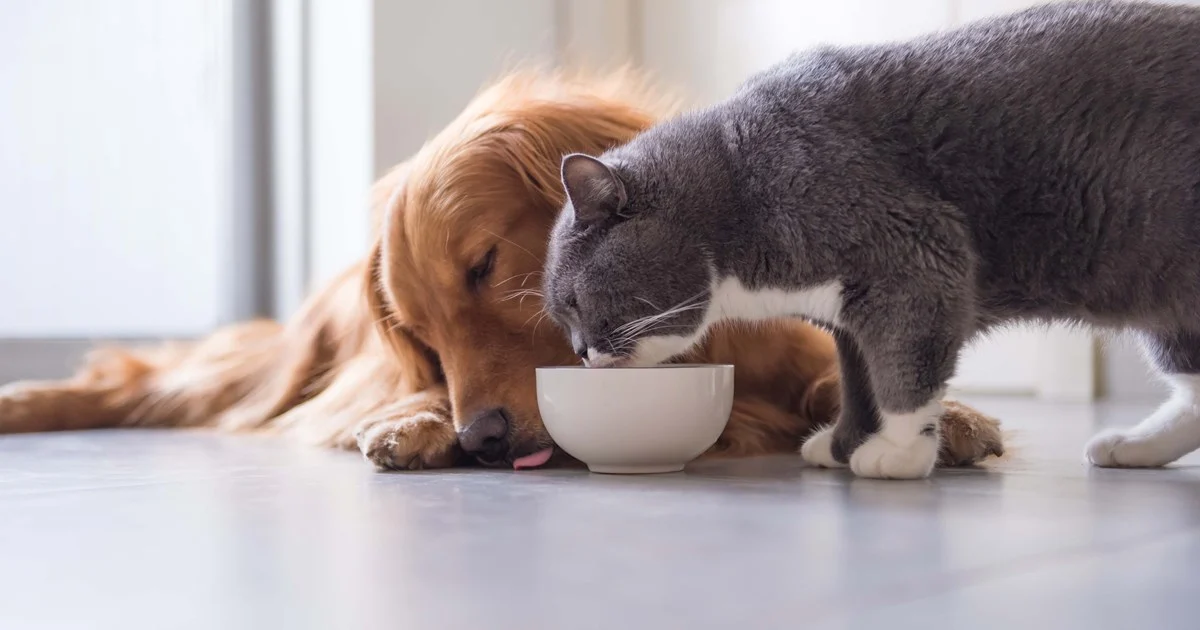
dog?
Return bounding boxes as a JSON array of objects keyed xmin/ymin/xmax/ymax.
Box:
[{"xmin": 0, "ymin": 70, "xmax": 1004, "ymax": 470}]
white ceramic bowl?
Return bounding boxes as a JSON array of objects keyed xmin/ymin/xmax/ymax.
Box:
[{"xmin": 535, "ymin": 364, "xmax": 734, "ymax": 474}]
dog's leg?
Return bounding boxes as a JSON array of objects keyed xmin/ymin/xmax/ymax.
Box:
[
  {"xmin": 0, "ymin": 379, "xmax": 132, "ymax": 433},
  {"xmin": 937, "ymin": 400, "xmax": 1005, "ymax": 466},
  {"xmin": 706, "ymin": 396, "xmax": 808, "ymax": 457},
  {"xmin": 263, "ymin": 349, "xmax": 460, "ymax": 470},
  {"xmin": 351, "ymin": 388, "xmax": 460, "ymax": 470},
  {"xmin": 0, "ymin": 344, "xmax": 169, "ymax": 433},
  {"xmin": 0, "ymin": 319, "xmax": 311, "ymax": 435}
]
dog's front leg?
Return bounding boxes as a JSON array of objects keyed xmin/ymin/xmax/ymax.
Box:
[{"xmin": 353, "ymin": 387, "xmax": 461, "ymax": 470}]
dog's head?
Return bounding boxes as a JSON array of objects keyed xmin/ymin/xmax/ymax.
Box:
[{"xmin": 368, "ymin": 71, "xmax": 671, "ymax": 467}]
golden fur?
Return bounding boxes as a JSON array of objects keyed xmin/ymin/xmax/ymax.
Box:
[{"xmin": 0, "ymin": 71, "xmax": 1003, "ymax": 469}]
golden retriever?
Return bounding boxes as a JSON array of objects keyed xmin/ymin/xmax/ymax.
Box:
[{"xmin": 0, "ymin": 70, "xmax": 1004, "ymax": 470}]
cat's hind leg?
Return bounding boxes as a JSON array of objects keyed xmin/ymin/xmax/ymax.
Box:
[{"xmin": 1086, "ymin": 330, "xmax": 1200, "ymax": 467}]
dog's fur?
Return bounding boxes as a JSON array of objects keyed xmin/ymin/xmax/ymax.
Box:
[{"xmin": 0, "ymin": 71, "xmax": 1004, "ymax": 469}]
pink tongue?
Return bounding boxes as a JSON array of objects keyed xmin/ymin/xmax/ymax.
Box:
[{"xmin": 513, "ymin": 447, "xmax": 554, "ymax": 470}]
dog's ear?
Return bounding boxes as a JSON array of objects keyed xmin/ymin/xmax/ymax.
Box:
[
  {"xmin": 560, "ymin": 154, "xmax": 627, "ymax": 223},
  {"xmin": 368, "ymin": 161, "xmax": 410, "ymax": 238},
  {"xmin": 365, "ymin": 239, "xmax": 440, "ymax": 390},
  {"xmin": 476, "ymin": 88, "xmax": 654, "ymax": 218}
]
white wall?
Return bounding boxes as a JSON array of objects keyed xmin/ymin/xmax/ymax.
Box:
[
  {"xmin": 299, "ymin": 0, "xmax": 562, "ymax": 287},
  {"xmin": 641, "ymin": 0, "xmax": 952, "ymax": 105},
  {"xmin": 305, "ymin": 0, "xmax": 376, "ymax": 288},
  {"xmin": 0, "ymin": 0, "xmax": 232, "ymax": 338},
  {"xmin": 371, "ymin": 0, "xmax": 558, "ymax": 174},
  {"xmin": 0, "ymin": 0, "xmax": 625, "ymax": 342},
  {"xmin": 299, "ymin": 0, "xmax": 640, "ymax": 288}
]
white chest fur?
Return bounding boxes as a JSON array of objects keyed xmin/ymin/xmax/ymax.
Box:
[
  {"xmin": 621, "ymin": 275, "xmax": 845, "ymax": 367},
  {"xmin": 705, "ymin": 276, "xmax": 844, "ymax": 327}
]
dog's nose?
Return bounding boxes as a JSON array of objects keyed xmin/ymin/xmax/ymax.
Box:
[{"xmin": 458, "ymin": 408, "xmax": 509, "ymax": 462}]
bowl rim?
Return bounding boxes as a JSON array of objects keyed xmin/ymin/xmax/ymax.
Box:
[{"xmin": 536, "ymin": 363, "xmax": 734, "ymax": 372}]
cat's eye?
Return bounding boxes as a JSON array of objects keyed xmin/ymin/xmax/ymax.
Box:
[
  {"xmin": 565, "ymin": 295, "xmax": 579, "ymax": 312},
  {"xmin": 466, "ymin": 247, "xmax": 496, "ymax": 291}
]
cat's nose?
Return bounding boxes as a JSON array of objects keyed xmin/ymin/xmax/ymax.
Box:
[{"xmin": 570, "ymin": 330, "xmax": 588, "ymax": 360}]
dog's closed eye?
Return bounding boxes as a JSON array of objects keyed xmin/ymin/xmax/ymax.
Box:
[{"xmin": 466, "ymin": 246, "xmax": 497, "ymax": 291}]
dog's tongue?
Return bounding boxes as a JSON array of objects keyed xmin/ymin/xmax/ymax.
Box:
[{"xmin": 513, "ymin": 447, "xmax": 554, "ymax": 470}]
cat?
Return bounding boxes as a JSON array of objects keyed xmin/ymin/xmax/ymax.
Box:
[{"xmin": 541, "ymin": 0, "xmax": 1200, "ymax": 479}]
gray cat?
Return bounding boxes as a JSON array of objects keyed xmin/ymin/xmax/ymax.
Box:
[{"xmin": 542, "ymin": 0, "xmax": 1200, "ymax": 479}]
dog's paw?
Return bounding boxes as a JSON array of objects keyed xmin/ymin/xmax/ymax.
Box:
[
  {"xmin": 799, "ymin": 425, "xmax": 846, "ymax": 468},
  {"xmin": 0, "ymin": 381, "xmax": 61, "ymax": 433},
  {"xmin": 849, "ymin": 431, "xmax": 938, "ymax": 479},
  {"xmin": 355, "ymin": 412, "xmax": 460, "ymax": 470},
  {"xmin": 0, "ymin": 382, "xmax": 34, "ymax": 415},
  {"xmin": 1085, "ymin": 428, "xmax": 1175, "ymax": 468},
  {"xmin": 937, "ymin": 400, "xmax": 1005, "ymax": 467}
]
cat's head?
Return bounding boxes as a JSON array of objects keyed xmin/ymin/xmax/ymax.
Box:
[{"xmin": 543, "ymin": 153, "xmax": 715, "ymax": 367}]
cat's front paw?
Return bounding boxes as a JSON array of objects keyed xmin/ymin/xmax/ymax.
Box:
[
  {"xmin": 355, "ymin": 411, "xmax": 460, "ymax": 470},
  {"xmin": 849, "ymin": 431, "xmax": 938, "ymax": 479},
  {"xmin": 799, "ymin": 424, "xmax": 847, "ymax": 468}
]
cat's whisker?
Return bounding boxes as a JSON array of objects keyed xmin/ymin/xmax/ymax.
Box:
[
  {"xmin": 617, "ymin": 313, "xmax": 685, "ymax": 340},
  {"xmin": 630, "ymin": 321, "xmax": 692, "ymax": 338},
  {"xmin": 609, "ymin": 332, "xmax": 637, "ymax": 352},
  {"xmin": 634, "ymin": 296, "xmax": 661, "ymax": 310},
  {"xmin": 617, "ymin": 300, "xmax": 707, "ymax": 337},
  {"xmin": 612, "ymin": 291, "xmax": 707, "ymax": 336},
  {"xmin": 605, "ymin": 298, "xmax": 706, "ymax": 358}
]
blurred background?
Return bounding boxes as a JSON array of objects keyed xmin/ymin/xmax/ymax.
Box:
[{"xmin": 2, "ymin": 0, "xmax": 1193, "ymax": 401}]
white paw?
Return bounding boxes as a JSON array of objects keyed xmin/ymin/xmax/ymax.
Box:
[
  {"xmin": 1085, "ymin": 378, "xmax": 1200, "ymax": 468},
  {"xmin": 849, "ymin": 432, "xmax": 938, "ymax": 479},
  {"xmin": 799, "ymin": 425, "xmax": 846, "ymax": 468},
  {"xmin": 1085, "ymin": 429, "xmax": 1176, "ymax": 468}
]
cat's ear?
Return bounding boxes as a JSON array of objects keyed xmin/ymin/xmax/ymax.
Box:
[{"xmin": 560, "ymin": 153, "xmax": 627, "ymax": 223}]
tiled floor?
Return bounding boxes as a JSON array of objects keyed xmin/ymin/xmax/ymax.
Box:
[{"xmin": 1, "ymin": 397, "xmax": 1198, "ymax": 630}]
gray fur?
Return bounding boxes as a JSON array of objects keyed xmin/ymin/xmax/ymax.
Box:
[{"xmin": 544, "ymin": 1, "xmax": 1200, "ymax": 475}]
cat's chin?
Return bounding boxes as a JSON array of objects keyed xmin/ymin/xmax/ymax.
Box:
[
  {"xmin": 584, "ymin": 352, "xmax": 659, "ymax": 369},
  {"xmin": 581, "ymin": 334, "xmax": 702, "ymax": 368},
  {"xmin": 582, "ymin": 353, "xmax": 628, "ymax": 368},
  {"xmin": 629, "ymin": 334, "xmax": 702, "ymax": 367}
]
